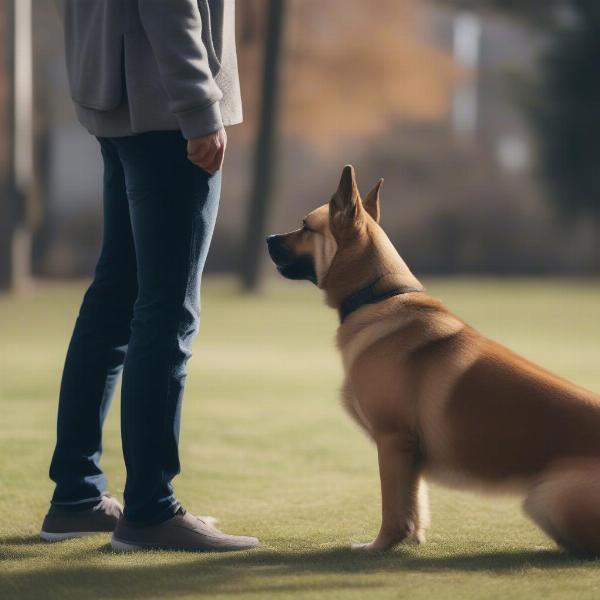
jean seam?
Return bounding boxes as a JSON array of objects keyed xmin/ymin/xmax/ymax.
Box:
[{"xmin": 157, "ymin": 167, "xmax": 201, "ymax": 511}]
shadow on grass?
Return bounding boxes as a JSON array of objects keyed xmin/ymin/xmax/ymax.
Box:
[
  {"xmin": 0, "ymin": 537, "xmax": 595, "ymax": 599},
  {"xmin": 1, "ymin": 534, "xmax": 41, "ymax": 545}
]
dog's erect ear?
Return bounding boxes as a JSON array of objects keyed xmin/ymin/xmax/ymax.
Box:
[
  {"xmin": 363, "ymin": 178, "xmax": 383, "ymax": 223},
  {"xmin": 330, "ymin": 165, "xmax": 362, "ymax": 232}
]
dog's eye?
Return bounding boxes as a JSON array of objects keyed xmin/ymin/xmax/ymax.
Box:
[{"xmin": 302, "ymin": 222, "xmax": 313, "ymax": 233}]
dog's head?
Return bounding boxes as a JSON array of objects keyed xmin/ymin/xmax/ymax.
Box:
[{"xmin": 266, "ymin": 165, "xmax": 383, "ymax": 289}]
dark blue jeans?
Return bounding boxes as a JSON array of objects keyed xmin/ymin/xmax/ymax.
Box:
[{"xmin": 49, "ymin": 130, "xmax": 220, "ymax": 523}]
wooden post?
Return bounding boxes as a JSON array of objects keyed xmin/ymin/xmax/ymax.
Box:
[
  {"xmin": 12, "ymin": 0, "xmax": 33, "ymax": 290},
  {"xmin": 0, "ymin": 0, "xmax": 16, "ymax": 292},
  {"xmin": 0, "ymin": 0, "xmax": 33, "ymax": 292},
  {"xmin": 239, "ymin": 0, "xmax": 286, "ymax": 291}
]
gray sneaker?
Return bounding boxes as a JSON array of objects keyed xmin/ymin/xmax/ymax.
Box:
[
  {"xmin": 111, "ymin": 507, "xmax": 260, "ymax": 552},
  {"xmin": 40, "ymin": 495, "xmax": 123, "ymax": 541}
]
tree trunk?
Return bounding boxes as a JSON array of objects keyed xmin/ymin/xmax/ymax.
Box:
[
  {"xmin": 0, "ymin": 0, "xmax": 34, "ymax": 292},
  {"xmin": 0, "ymin": 0, "xmax": 17, "ymax": 292},
  {"xmin": 239, "ymin": 0, "xmax": 286, "ymax": 292}
]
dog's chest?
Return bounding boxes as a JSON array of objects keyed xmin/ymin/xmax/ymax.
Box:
[
  {"xmin": 341, "ymin": 378, "xmax": 375, "ymax": 436},
  {"xmin": 341, "ymin": 366, "xmax": 417, "ymax": 439}
]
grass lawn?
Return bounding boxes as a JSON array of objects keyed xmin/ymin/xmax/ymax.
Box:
[{"xmin": 1, "ymin": 276, "xmax": 600, "ymax": 600}]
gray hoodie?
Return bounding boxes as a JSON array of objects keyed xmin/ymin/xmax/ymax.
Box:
[{"xmin": 57, "ymin": 0, "xmax": 242, "ymax": 139}]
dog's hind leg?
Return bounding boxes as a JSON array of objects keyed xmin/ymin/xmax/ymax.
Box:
[{"xmin": 523, "ymin": 459, "xmax": 600, "ymax": 556}]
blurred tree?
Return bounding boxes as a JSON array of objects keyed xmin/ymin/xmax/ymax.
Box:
[
  {"xmin": 240, "ymin": 0, "xmax": 287, "ymax": 291},
  {"xmin": 0, "ymin": 0, "xmax": 16, "ymax": 291},
  {"xmin": 532, "ymin": 1, "xmax": 600, "ymax": 271},
  {"xmin": 0, "ymin": 0, "xmax": 36, "ymax": 292},
  {"xmin": 446, "ymin": 0, "xmax": 600, "ymax": 270}
]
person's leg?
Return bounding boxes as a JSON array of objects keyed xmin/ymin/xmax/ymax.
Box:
[
  {"xmin": 114, "ymin": 131, "xmax": 220, "ymax": 523},
  {"xmin": 48, "ymin": 138, "xmax": 137, "ymax": 508}
]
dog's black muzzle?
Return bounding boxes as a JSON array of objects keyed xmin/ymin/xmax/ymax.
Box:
[
  {"xmin": 266, "ymin": 234, "xmax": 290, "ymax": 266},
  {"xmin": 266, "ymin": 235, "xmax": 317, "ymax": 284}
]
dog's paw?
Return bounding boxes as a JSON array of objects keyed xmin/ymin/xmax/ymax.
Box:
[
  {"xmin": 351, "ymin": 539, "xmax": 401, "ymax": 552},
  {"xmin": 407, "ymin": 529, "xmax": 426, "ymax": 545},
  {"xmin": 352, "ymin": 526, "xmax": 417, "ymax": 552},
  {"xmin": 351, "ymin": 541, "xmax": 385, "ymax": 552}
]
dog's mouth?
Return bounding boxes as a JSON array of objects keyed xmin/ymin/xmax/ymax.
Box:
[
  {"xmin": 275, "ymin": 257, "xmax": 317, "ymax": 284},
  {"xmin": 266, "ymin": 235, "xmax": 317, "ymax": 284}
]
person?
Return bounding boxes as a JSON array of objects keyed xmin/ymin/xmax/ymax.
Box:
[{"xmin": 40, "ymin": 0, "xmax": 259, "ymax": 552}]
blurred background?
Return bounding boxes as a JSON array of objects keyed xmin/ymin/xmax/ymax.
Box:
[{"xmin": 1, "ymin": 0, "xmax": 599, "ymax": 294}]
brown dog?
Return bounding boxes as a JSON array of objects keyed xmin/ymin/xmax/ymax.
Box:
[{"xmin": 267, "ymin": 165, "xmax": 600, "ymax": 555}]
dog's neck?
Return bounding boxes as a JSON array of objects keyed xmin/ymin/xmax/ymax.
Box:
[
  {"xmin": 338, "ymin": 273, "xmax": 423, "ymax": 322},
  {"xmin": 324, "ymin": 231, "xmax": 423, "ymax": 320}
]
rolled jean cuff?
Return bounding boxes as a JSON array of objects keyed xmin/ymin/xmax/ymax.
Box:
[{"xmin": 124, "ymin": 494, "xmax": 180, "ymax": 526}]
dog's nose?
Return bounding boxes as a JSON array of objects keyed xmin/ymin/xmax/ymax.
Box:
[{"xmin": 266, "ymin": 235, "xmax": 285, "ymax": 262}]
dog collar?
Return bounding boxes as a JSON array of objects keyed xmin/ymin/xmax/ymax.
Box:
[{"xmin": 339, "ymin": 274, "xmax": 423, "ymax": 323}]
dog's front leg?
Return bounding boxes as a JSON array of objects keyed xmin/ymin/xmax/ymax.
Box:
[{"xmin": 353, "ymin": 433, "xmax": 420, "ymax": 552}]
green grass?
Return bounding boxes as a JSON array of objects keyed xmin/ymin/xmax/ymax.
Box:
[{"xmin": 1, "ymin": 276, "xmax": 600, "ymax": 600}]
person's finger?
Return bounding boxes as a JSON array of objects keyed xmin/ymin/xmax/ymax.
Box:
[
  {"xmin": 188, "ymin": 136, "xmax": 214, "ymax": 155},
  {"xmin": 193, "ymin": 155, "xmax": 217, "ymax": 174},
  {"xmin": 187, "ymin": 145, "xmax": 211, "ymax": 163},
  {"xmin": 190, "ymin": 138, "xmax": 222, "ymax": 162},
  {"xmin": 190, "ymin": 147, "xmax": 218, "ymax": 171},
  {"xmin": 205, "ymin": 145, "xmax": 224, "ymax": 174},
  {"xmin": 201, "ymin": 159, "xmax": 217, "ymax": 175},
  {"xmin": 205, "ymin": 146, "xmax": 224, "ymax": 170},
  {"xmin": 187, "ymin": 142, "xmax": 206, "ymax": 163},
  {"xmin": 189, "ymin": 154, "xmax": 213, "ymax": 170},
  {"xmin": 214, "ymin": 144, "xmax": 226, "ymax": 171}
]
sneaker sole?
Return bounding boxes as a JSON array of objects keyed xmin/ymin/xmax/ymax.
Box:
[
  {"xmin": 111, "ymin": 536, "xmax": 149, "ymax": 552},
  {"xmin": 40, "ymin": 530, "xmax": 101, "ymax": 542},
  {"xmin": 110, "ymin": 535, "xmax": 259, "ymax": 552}
]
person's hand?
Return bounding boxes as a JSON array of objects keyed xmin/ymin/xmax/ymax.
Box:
[{"xmin": 187, "ymin": 127, "xmax": 227, "ymax": 174}]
